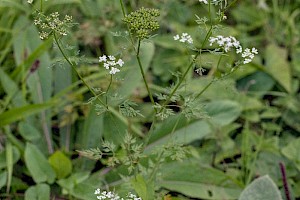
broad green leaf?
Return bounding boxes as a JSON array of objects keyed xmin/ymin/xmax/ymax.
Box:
[
  {"xmin": 48, "ymin": 151, "xmax": 72, "ymax": 179},
  {"xmin": 205, "ymin": 100, "xmax": 242, "ymax": 126},
  {"xmin": 24, "ymin": 143, "xmax": 56, "ymax": 184},
  {"xmin": 103, "ymin": 112, "xmax": 127, "ymax": 145},
  {"xmin": 0, "ymin": 0, "xmax": 28, "ymax": 12},
  {"xmin": 159, "ymin": 161, "xmax": 242, "ymax": 199},
  {"xmin": 146, "ymin": 117, "xmax": 211, "ymax": 151},
  {"xmin": 0, "ymin": 171, "xmax": 7, "ymax": 190},
  {"xmin": 265, "ymin": 43, "xmax": 292, "ymax": 93},
  {"xmin": 131, "ymin": 175, "xmax": 153, "ymax": 200},
  {"xmin": 282, "ymin": 138, "xmax": 300, "ymax": 171},
  {"xmin": 236, "ymin": 71, "xmax": 275, "ymax": 96},
  {"xmin": 13, "ymin": 17, "xmax": 53, "ymax": 103},
  {"xmin": 57, "ymin": 171, "xmax": 101, "ymax": 200},
  {"xmin": 282, "ymin": 109, "xmax": 300, "ymax": 132},
  {"xmin": 18, "ymin": 122, "xmax": 41, "ymax": 141},
  {"xmin": 25, "ymin": 183, "xmax": 50, "ymax": 200},
  {"xmin": 239, "ymin": 175, "xmax": 282, "ymax": 200},
  {"xmin": 0, "ymin": 102, "xmax": 54, "ymax": 127}
]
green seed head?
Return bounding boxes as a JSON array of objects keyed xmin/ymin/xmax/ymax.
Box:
[{"xmin": 122, "ymin": 7, "xmax": 160, "ymax": 40}]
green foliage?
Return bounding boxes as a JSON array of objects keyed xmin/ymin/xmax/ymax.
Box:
[
  {"xmin": 1, "ymin": 0, "xmax": 300, "ymax": 199},
  {"xmin": 238, "ymin": 176, "xmax": 282, "ymax": 200}
]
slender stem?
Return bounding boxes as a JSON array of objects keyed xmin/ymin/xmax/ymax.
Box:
[
  {"xmin": 105, "ymin": 75, "xmax": 113, "ymax": 107},
  {"xmin": 280, "ymin": 162, "xmax": 291, "ymax": 200},
  {"xmin": 136, "ymin": 40, "xmax": 157, "ymax": 112},
  {"xmin": 40, "ymin": 0, "xmax": 43, "ymax": 12},
  {"xmin": 119, "ymin": 0, "xmax": 126, "ymax": 17},
  {"xmin": 160, "ymin": 0, "xmax": 214, "ymax": 110},
  {"xmin": 53, "ymin": 32, "xmax": 106, "ymax": 108},
  {"xmin": 195, "ymin": 79, "xmax": 214, "ymax": 99}
]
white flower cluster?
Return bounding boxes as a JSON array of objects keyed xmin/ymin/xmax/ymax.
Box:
[
  {"xmin": 33, "ymin": 11, "xmax": 73, "ymax": 39},
  {"xmin": 209, "ymin": 35, "xmax": 258, "ymax": 64},
  {"xmin": 94, "ymin": 189, "xmax": 142, "ymax": 200},
  {"xmin": 174, "ymin": 33, "xmax": 193, "ymax": 44},
  {"xmin": 199, "ymin": 0, "xmax": 208, "ymax": 3},
  {"xmin": 199, "ymin": 0, "xmax": 218, "ymax": 4},
  {"xmin": 99, "ymin": 55, "xmax": 124, "ymax": 75},
  {"xmin": 242, "ymin": 48, "xmax": 259, "ymax": 64},
  {"xmin": 209, "ymin": 35, "xmax": 242, "ymax": 53}
]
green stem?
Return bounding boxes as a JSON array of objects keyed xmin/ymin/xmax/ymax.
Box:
[
  {"xmin": 105, "ymin": 75, "xmax": 113, "ymax": 107},
  {"xmin": 136, "ymin": 40, "xmax": 157, "ymax": 112},
  {"xmin": 194, "ymin": 55, "xmax": 223, "ymax": 99},
  {"xmin": 53, "ymin": 32, "xmax": 106, "ymax": 108},
  {"xmin": 119, "ymin": 0, "xmax": 126, "ymax": 17}
]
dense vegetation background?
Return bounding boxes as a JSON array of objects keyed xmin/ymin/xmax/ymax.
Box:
[{"xmin": 0, "ymin": 0, "xmax": 300, "ymax": 199}]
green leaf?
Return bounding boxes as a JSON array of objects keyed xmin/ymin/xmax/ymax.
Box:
[
  {"xmin": 6, "ymin": 141, "xmax": 13, "ymax": 193},
  {"xmin": 0, "ymin": 102, "xmax": 54, "ymax": 127},
  {"xmin": 239, "ymin": 175, "xmax": 282, "ymax": 200},
  {"xmin": 282, "ymin": 109, "xmax": 300, "ymax": 132},
  {"xmin": 237, "ymin": 71, "xmax": 275, "ymax": 96},
  {"xmin": 282, "ymin": 138, "xmax": 300, "ymax": 171},
  {"xmin": 205, "ymin": 100, "xmax": 242, "ymax": 126},
  {"xmin": 146, "ymin": 116, "xmax": 211, "ymax": 151},
  {"xmin": 57, "ymin": 171, "xmax": 101, "ymax": 200},
  {"xmin": 131, "ymin": 175, "xmax": 153, "ymax": 200},
  {"xmin": 48, "ymin": 151, "xmax": 72, "ymax": 179},
  {"xmin": 18, "ymin": 122, "xmax": 41, "ymax": 141},
  {"xmin": 159, "ymin": 161, "xmax": 242, "ymax": 199},
  {"xmin": 103, "ymin": 112, "xmax": 127, "ymax": 145},
  {"xmin": 0, "ymin": 67, "xmax": 26, "ymax": 107},
  {"xmin": 0, "ymin": 171, "xmax": 7, "ymax": 190},
  {"xmin": 265, "ymin": 43, "xmax": 292, "ymax": 93},
  {"xmin": 25, "ymin": 183, "xmax": 50, "ymax": 200},
  {"xmin": 24, "ymin": 143, "xmax": 56, "ymax": 184}
]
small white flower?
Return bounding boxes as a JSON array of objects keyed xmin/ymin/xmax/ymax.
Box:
[
  {"xmin": 104, "ymin": 63, "xmax": 110, "ymax": 69},
  {"xmin": 99, "ymin": 55, "xmax": 107, "ymax": 62},
  {"xmin": 241, "ymin": 47, "xmax": 258, "ymax": 64},
  {"xmin": 173, "ymin": 34, "xmax": 180, "ymax": 40},
  {"xmin": 108, "ymin": 55, "xmax": 115, "ymax": 61},
  {"xmin": 174, "ymin": 32, "xmax": 193, "ymax": 44},
  {"xmin": 116, "ymin": 59, "xmax": 124, "ymax": 67},
  {"xmin": 27, "ymin": 0, "xmax": 33, "ymax": 3},
  {"xmin": 99, "ymin": 54, "xmax": 124, "ymax": 75},
  {"xmin": 110, "ymin": 67, "xmax": 120, "ymax": 75},
  {"xmin": 95, "ymin": 188, "xmax": 101, "ymax": 195},
  {"xmin": 199, "ymin": 0, "xmax": 208, "ymax": 4}
]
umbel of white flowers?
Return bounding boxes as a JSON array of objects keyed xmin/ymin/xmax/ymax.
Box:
[
  {"xmin": 94, "ymin": 189, "xmax": 142, "ymax": 200},
  {"xmin": 99, "ymin": 55, "xmax": 124, "ymax": 75}
]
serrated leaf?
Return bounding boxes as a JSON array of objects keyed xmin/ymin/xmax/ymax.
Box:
[
  {"xmin": 24, "ymin": 143, "xmax": 56, "ymax": 184},
  {"xmin": 239, "ymin": 175, "xmax": 282, "ymax": 200}
]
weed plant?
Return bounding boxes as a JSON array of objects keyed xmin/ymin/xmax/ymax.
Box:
[{"xmin": 0, "ymin": 0, "xmax": 300, "ymax": 200}]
